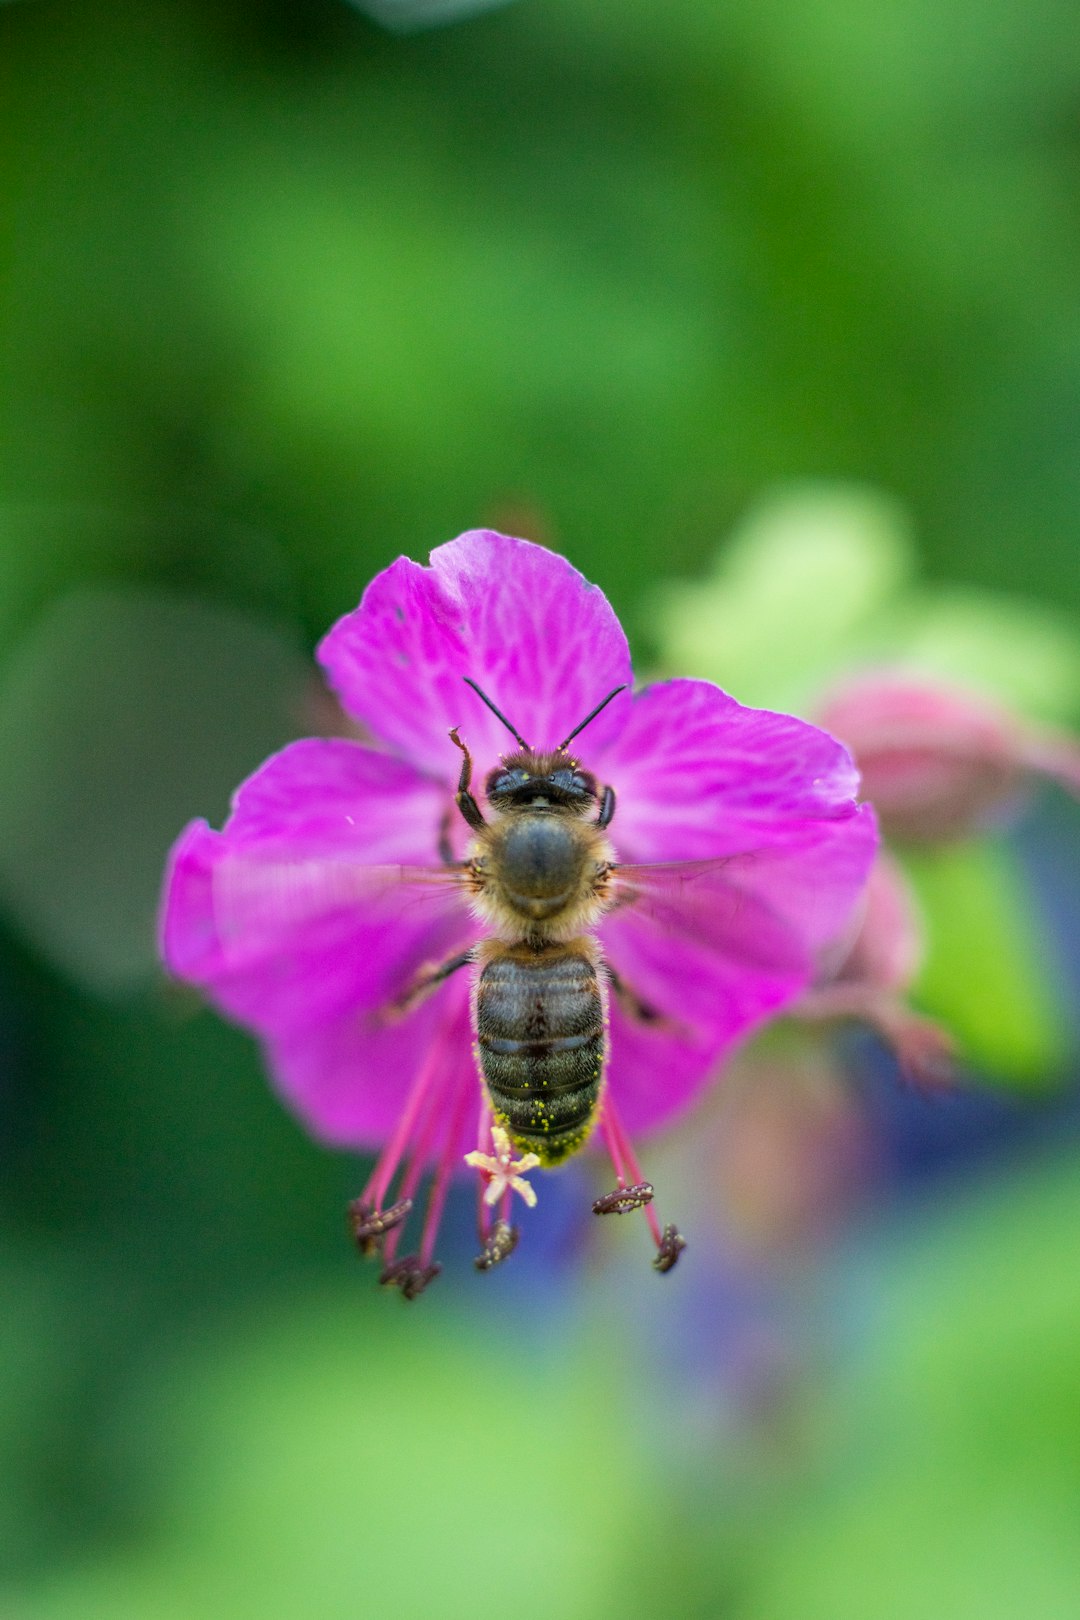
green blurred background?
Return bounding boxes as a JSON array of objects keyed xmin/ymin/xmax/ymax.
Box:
[{"xmin": 3, "ymin": 1, "xmax": 1080, "ymax": 1615}]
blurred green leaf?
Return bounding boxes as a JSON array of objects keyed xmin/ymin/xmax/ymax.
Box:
[
  {"xmin": 351, "ymin": 0, "xmax": 522, "ymax": 31},
  {"xmin": 0, "ymin": 587, "xmax": 309, "ymax": 994},
  {"xmin": 651, "ymin": 482, "xmax": 1080, "ymax": 725},
  {"xmin": 735, "ymin": 1154, "xmax": 1080, "ymax": 1620},
  {"xmin": 9, "ymin": 1296, "xmax": 648, "ymax": 1620},
  {"xmin": 650, "ymin": 483, "xmax": 915, "ymax": 708},
  {"xmin": 903, "ymin": 839, "xmax": 1069, "ymax": 1083},
  {"xmin": 886, "ymin": 588, "xmax": 1080, "ymax": 725}
]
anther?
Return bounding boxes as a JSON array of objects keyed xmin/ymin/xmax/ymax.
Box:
[
  {"xmin": 592, "ymin": 1181, "xmax": 655, "ymax": 1215},
  {"xmin": 379, "ymin": 1255, "xmax": 442, "ymax": 1301},
  {"xmin": 348, "ymin": 1197, "xmax": 413, "ymax": 1257},
  {"xmin": 652, "ymin": 1225, "xmax": 687, "ymax": 1274},
  {"xmin": 473, "ymin": 1219, "xmax": 520, "ymax": 1271}
]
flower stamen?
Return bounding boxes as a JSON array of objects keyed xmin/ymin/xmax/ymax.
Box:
[
  {"xmin": 379, "ymin": 1072, "xmax": 449, "ymax": 1269},
  {"xmin": 348, "ymin": 1196, "xmax": 413, "ymax": 1257},
  {"xmin": 474, "ymin": 1097, "xmax": 494, "ymax": 1249},
  {"xmin": 597, "ymin": 1091, "xmax": 686, "ymax": 1272},
  {"xmin": 361, "ymin": 1040, "xmax": 444, "ymax": 1214},
  {"xmin": 474, "ymin": 1219, "xmax": 520, "ymax": 1271},
  {"xmin": 592, "ymin": 1182, "xmax": 654, "ymax": 1215},
  {"xmin": 379, "ymin": 1255, "xmax": 442, "ymax": 1300},
  {"xmin": 464, "ymin": 1124, "xmax": 541, "ymax": 1209},
  {"xmin": 418, "ymin": 1082, "xmax": 473, "ymax": 1270},
  {"xmin": 653, "ymin": 1225, "xmax": 687, "ymax": 1273}
]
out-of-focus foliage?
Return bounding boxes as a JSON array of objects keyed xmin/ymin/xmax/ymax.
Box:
[
  {"xmin": 902, "ymin": 839, "xmax": 1066, "ymax": 1082},
  {"xmin": 0, "ymin": 588, "xmax": 308, "ymax": 992},
  {"xmin": 652, "ymin": 485, "xmax": 1080, "ymax": 723},
  {"xmin": 651, "ymin": 485, "xmax": 1079, "ymax": 1082},
  {"xmin": 16, "ymin": 1303, "xmax": 646, "ymax": 1620},
  {"xmin": 2, "ymin": 0, "xmax": 1080, "ymax": 1614},
  {"xmin": 350, "ymin": 0, "xmax": 521, "ymax": 33},
  {"xmin": 735, "ymin": 1155, "xmax": 1080, "ymax": 1620}
]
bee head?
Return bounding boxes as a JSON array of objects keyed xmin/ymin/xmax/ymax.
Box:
[
  {"xmin": 486, "ymin": 752, "xmax": 598, "ymax": 812},
  {"xmin": 462, "ymin": 677, "xmax": 627, "ymax": 813}
]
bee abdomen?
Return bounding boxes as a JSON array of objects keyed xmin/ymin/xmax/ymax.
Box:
[{"xmin": 476, "ymin": 948, "xmax": 604, "ymax": 1166}]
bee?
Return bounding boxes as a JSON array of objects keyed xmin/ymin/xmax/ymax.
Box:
[
  {"xmin": 212, "ymin": 677, "xmax": 785, "ymax": 1281},
  {"xmin": 449, "ymin": 678, "xmax": 625, "ymax": 1167}
]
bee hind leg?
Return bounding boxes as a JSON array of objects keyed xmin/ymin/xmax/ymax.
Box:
[
  {"xmin": 605, "ymin": 965, "xmax": 665, "ymax": 1026},
  {"xmin": 388, "ymin": 950, "xmax": 474, "ymax": 1017}
]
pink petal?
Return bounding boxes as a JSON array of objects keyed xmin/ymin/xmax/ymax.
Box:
[
  {"xmin": 599, "ymin": 811, "xmax": 877, "ymax": 1134},
  {"xmin": 598, "ymin": 859, "xmax": 807, "ymax": 1135},
  {"xmin": 317, "ymin": 532, "xmax": 633, "ymax": 779},
  {"xmin": 828, "ymin": 850, "xmax": 925, "ymax": 993},
  {"xmin": 266, "ymin": 980, "xmax": 477, "ymax": 1151},
  {"xmin": 217, "ymin": 737, "xmax": 450, "ymax": 861},
  {"xmin": 595, "ymin": 678, "xmax": 864, "ymax": 863},
  {"xmin": 160, "ymin": 742, "xmax": 480, "ymax": 1118}
]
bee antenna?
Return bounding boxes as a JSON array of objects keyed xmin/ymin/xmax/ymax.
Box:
[
  {"xmin": 462, "ymin": 678, "xmax": 531, "ymax": 750},
  {"xmin": 557, "ymin": 685, "xmax": 628, "ymax": 751}
]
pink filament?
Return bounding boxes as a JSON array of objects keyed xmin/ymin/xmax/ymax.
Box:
[
  {"xmin": 381, "ymin": 1059, "xmax": 451, "ymax": 1266},
  {"xmin": 362, "ymin": 1036, "xmax": 445, "ymax": 1211},
  {"xmin": 601, "ymin": 1089, "xmax": 663, "ymax": 1248},
  {"xmin": 475, "ymin": 1096, "xmax": 493, "ymax": 1243},
  {"xmin": 419, "ymin": 1079, "xmax": 473, "ymax": 1267}
]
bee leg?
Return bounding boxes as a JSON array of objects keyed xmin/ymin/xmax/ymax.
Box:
[
  {"xmin": 595, "ymin": 783, "xmax": 616, "ymax": 828},
  {"xmin": 390, "ymin": 949, "xmax": 474, "ymax": 1016},
  {"xmin": 437, "ymin": 810, "xmax": 466, "ymax": 866},
  {"xmin": 449, "ymin": 726, "xmax": 486, "ymax": 829},
  {"xmin": 605, "ymin": 966, "xmax": 664, "ymax": 1025}
]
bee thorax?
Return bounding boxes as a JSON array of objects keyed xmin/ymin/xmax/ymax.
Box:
[{"xmin": 469, "ymin": 811, "xmax": 613, "ymax": 936}]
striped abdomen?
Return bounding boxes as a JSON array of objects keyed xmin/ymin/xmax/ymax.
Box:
[{"xmin": 475, "ymin": 943, "xmax": 605, "ymax": 1166}]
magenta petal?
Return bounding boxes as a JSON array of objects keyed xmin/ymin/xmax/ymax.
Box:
[
  {"xmin": 599, "ymin": 809, "xmax": 877, "ymax": 1134},
  {"xmin": 829, "ymin": 850, "xmax": 925, "ymax": 992},
  {"xmin": 266, "ymin": 980, "xmax": 477, "ymax": 1152},
  {"xmin": 597, "ymin": 679, "xmax": 864, "ymax": 862},
  {"xmin": 160, "ymin": 742, "xmax": 480, "ymax": 1142},
  {"xmin": 216, "ymin": 737, "xmax": 450, "ymax": 862},
  {"xmin": 317, "ymin": 532, "xmax": 633, "ymax": 777},
  {"xmin": 599, "ymin": 863, "xmax": 806, "ymax": 1134}
]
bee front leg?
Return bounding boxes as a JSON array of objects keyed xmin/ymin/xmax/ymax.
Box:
[
  {"xmin": 437, "ymin": 810, "xmax": 465, "ymax": 867},
  {"xmin": 596, "ymin": 784, "xmax": 616, "ymax": 828},
  {"xmin": 449, "ymin": 727, "xmax": 486, "ymax": 830}
]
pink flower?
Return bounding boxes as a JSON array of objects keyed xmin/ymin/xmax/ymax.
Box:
[
  {"xmin": 818, "ymin": 672, "xmax": 1080, "ymax": 845},
  {"xmin": 795, "ymin": 851, "xmax": 955, "ymax": 1089},
  {"xmin": 795, "ymin": 669, "xmax": 1080, "ymax": 1086},
  {"xmin": 161, "ymin": 532, "xmax": 876, "ymax": 1295}
]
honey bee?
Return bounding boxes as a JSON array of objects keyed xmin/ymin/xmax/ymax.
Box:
[
  {"xmin": 449, "ymin": 678, "xmax": 625, "ymax": 1167},
  {"xmin": 212, "ymin": 677, "xmax": 789, "ymax": 1281}
]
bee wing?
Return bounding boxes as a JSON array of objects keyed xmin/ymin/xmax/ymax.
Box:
[
  {"xmin": 595, "ymin": 854, "xmax": 825, "ymax": 1135},
  {"xmin": 209, "ymin": 852, "xmax": 468, "ymax": 964},
  {"xmin": 164, "ymin": 824, "xmax": 482, "ymax": 1036},
  {"xmin": 607, "ymin": 855, "xmax": 809, "ymax": 980}
]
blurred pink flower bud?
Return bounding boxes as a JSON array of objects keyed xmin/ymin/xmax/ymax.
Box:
[
  {"xmin": 817, "ymin": 674, "xmax": 1025, "ymax": 844},
  {"xmin": 822, "ymin": 849, "xmax": 924, "ymax": 994},
  {"xmin": 797, "ymin": 853, "xmax": 955, "ymax": 1090}
]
